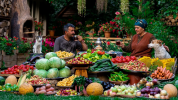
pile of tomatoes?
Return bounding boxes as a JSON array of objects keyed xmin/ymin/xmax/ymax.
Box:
[
  {"xmin": 0, "ymin": 64, "xmax": 35, "ymax": 75},
  {"xmin": 111, "ymin": 56, "xmax": 137, "ymax": 63}
]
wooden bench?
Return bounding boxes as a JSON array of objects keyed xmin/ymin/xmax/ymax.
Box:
[{"xmin": 84, "ymin": 37, "xmax": 131, "ymax": 44}]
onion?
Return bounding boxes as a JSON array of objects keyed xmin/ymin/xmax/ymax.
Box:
[
  {"xmin": 139, "ymin": 80, "xmax": 144, "ymax": 84},
  {"xmin": 160, "ymin": 90, "xmax": 167, "ymax": 96},
  {"xmin": 160, "ymin": 96, "xmax": 165, "ymax": 99},
  {"xmin": 136, "ymin": 91, "xmax": 141, "ymax": 96},
  {"xmin": 137, "ymin": 83, "xmax": 141, "ymax": 88},
  {"xmin": 154, "ymin": 94, "xmax": 161, "ymax": 99},
  {"xmin": 149, "ymin": 95, "xmax": 154, "ymax": 98},
  {"xmin": 146, "ymin": 82, "xmax": 151, "ymax": 87},
  {"xmin": 152, "ymin": 79, "xmax": 158, "ymax": 85},
  {"xmin": 165, "ymin": 95, "xmax": 169, "ymax": 99},
  {"xmin": 150, "ymin": 82, "xmax": 154, "ymax": 86}
]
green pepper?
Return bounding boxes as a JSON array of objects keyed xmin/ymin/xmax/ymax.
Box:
[{"xmin": 87, "ymin": 49, "xmax": 91, "ymax": 53}]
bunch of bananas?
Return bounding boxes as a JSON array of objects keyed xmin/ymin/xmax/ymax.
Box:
[
  {"xmin": 57, "ymin": 75, "xmax": 78, "ymax": 86},
  {"xmin": 55, "ymin": 51, "xmax": 73, "ymax": 58}
]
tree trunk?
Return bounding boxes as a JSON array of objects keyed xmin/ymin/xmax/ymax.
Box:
[{"xmin": 11, "ymin": 0, "xmax": 35, "ymax": 41}]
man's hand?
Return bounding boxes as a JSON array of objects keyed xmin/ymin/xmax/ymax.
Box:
[
  {"xmin": 163, "ymin": 43, "xmax": 170, "ymax": 52},
  {"xmin": 77, "ymin": 35, "xmax": 83, "ymax": 42}
]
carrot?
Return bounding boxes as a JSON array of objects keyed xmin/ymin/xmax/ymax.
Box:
[
  {"xmin": 167, "ymin": 70, "xmax": 170, "ymax": 74},
  {"xmin": 168, "ymin": 73, "xmax": 173, "ymax": 79},
  {"xmin": 157, "ymin": 75, "xmax": 159, "ymax": 78},
  {"xmin": 157, "ymin": 67, "xmax": 160, "ymax": 71},
  {"xmin": 154, "ymin": 70, "xmax": 157, "ymax": 75},
  {"xmin": 162, "ymin": 68, "xmax": 166, "ymax": 74},
  {"xmin": 166, "ymin": 73, "xmax": 170, "ymax": 79}
]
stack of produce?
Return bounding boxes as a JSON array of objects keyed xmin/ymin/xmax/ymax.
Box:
[
  {"xmin": 136, "ymin": 78, "xmax": 159, "ymax": 88},
  {"xmin": 138, "ymin": 56, "xmax": 175, "ymax": 70},
  {"xmin": 57, "ymin": 75, "xmax": 78, "ymax": 86},
  {"xmin": 34, "ymin": 52, "xmax": 71, "ymax": 78},
  {"xmin": 78, "ymin": 49, "xmax": 112, "ymax": 62},
  {"xmin": 89, "ymin": 59, "xmax": 117, "ymax": 72},
  {"xmin": 1, "ymin": 64, "xmax": 34, "ymax": 75},
  {"xmin": 104, "ymin": 85, "xmax": 138, "ymax": 97},
  {"xmin": 56, "ymin": 89, "xmax": 77, "ymax": 96},
  {"xmin": 25, "ymin": 75, "xmax": 50, "ymax": 85},
  {"xmin": 0, "ymin": 83, "xmax": 19, "ymax": 92},
  {"xmin": 109, "ymin": 71, "xmax": 129, "ymax": 82},
  {"xmin": 111, "ymin": 56, "xmax": 137, "ymax": 63},
  {"xmin": 66, "ymin": 57, "xmax": 93, "ymax": 64},
  {"xmin": 136, "ymin": 86, "xmax": 169, "ymax": 99},
  {"xmin": 150, "ymin": 66, "xmax": 173, "ymax": 79},
  {"xmin": 35, "ymin": 84, "xmax": 56, "ymax": 95},
  {"xmin": 120, "ymin": 60, "xmax": 149, "ymax": 72},
  {"xmin": 55, "ymin": 51, "xmax": 74, "ymax": 58}
]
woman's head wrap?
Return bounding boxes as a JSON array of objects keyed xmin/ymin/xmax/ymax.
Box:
[{"xmin": 135, "ymin": 19, "xmax": 147, "ymax": 29}]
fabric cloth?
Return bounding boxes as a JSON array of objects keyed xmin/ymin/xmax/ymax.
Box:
[
  {"xmin": 135, "ymin": 19, "xmax": 147, "ymax": 29},
  {"xmin": 54, "ymin": 35, "xmax": 83, "ymax": 54},
  {"xmin": 122, "ymin": 32, "xmax": 156, "ymax": 57}
]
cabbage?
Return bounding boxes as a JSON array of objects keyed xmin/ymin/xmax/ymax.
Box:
[
  {"xmin": 58, "ymin": 68, "xmax": 71, "ymax": 77},
  {"xmin": 34, "ymin": 69, "xmax": 47, "ymax": 78},
  {"xmin": 60, "ymin": 60, "xmax": 66, "ymax": 68},
  {"xmin": 49, "ymin": 57, "xmax": 62, "ymax": 69},
  {"xmin": 45, "ymin": 52, "xmax": 58, "ymax": 59},
  {"xmin": 33, "ymin": 69, "xmax": 38, "ymax": 75},
  {"xmin": 35, "ymin": 58, "xmax": 50, "ymax": 70},
  {"xmin": 47, "ymin": 68, "xmax": 59, "ymax": 78}
]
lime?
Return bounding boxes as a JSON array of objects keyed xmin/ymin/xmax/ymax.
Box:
[
  {"xmin": 5, "ymin": 83, "xmax": 11, "ymax": 87},
  {"xmin": 6, "ymin": 87, "xmax": 11, "ymax": 92}
]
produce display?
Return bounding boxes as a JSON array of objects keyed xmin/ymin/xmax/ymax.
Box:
[
  {"xmin": 55, "ymin": 50, "xmax": 73, "ymax": 58},
  {"xmin": 150, "ymin": 66, "xmax": 174, "ymax": 79},
  {"xmin": 136, "ymin": 86, "xmax": 169, "ymax": 99},
  {"xmin": 86, "ymin": 82, "xmax": 103, "ymax": 96},
  {"xmin": 25, "ymin": 75, "xmax": 50, "ymax": 85},
  {"xmin": 111, "ymin": 56, "xmax": 137, "ymax": 63},
  {"xmin": 138, "ymin": 56, "xmax": 175, "ymax": 69},
  {"xmin": 56, "ymin": 89, "xmax": 77, "ymax": 96},
  {"xmin": 57, "ymin": 75, "xmax": 78, "ymax": 86},
  {"xmin": 34, "ymin": 53, "xmax": 67, "ymax": 78},
  {"xmin": 109, "ymin": 71, "xmax": 129, "ymax": 82},
  {"xmin": 104, "ymin": 85, "xmax": 138, "ymax": 97},
  {"xmin": 78, "ymin": 49, "xmax": 112, "ymax": 62},
  {"xmin": 66, "ymin": 57, "xmax": 93, "ymax": 64},
  {"xmin": 0, "ymin": 64, "xmax": 34, "ymax": 74},
  {"xmin": 0, "ymin": 83, "xmax": 19, "ymax": 92},
  {"xmin": 120, "ymin": 60, "xmax": 149, "ymax": 72},
  {"xmin": 89, "ymin": 59, "xmax": 117, "ymax": 72},
  {"xmin": 35, "ymin": 84, "xmax": 56, "ymax": 95}
]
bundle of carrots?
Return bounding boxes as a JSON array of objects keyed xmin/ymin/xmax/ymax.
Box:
[{"xmin": 150, "ymin": 66, "xmax": 173, "ymax": 79}]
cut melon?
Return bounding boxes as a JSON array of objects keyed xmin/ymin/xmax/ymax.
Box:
[
  {"xmin": 5, "ymin": 75, "xmax": 17, "ymax": 86},
  {"xmin": 17, "ymin": 74, "xmax": 27, "ymax": 87}
]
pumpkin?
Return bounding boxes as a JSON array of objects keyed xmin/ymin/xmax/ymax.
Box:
[
  {"xmin": 5, "ymin": 75, "xmax": 17, "ymax": 86},
  {"xmin": 19, "ymin": 83, "xmax": 34, "ymax": 95},
  {"xmin": 86, "ymin": 82, "xmax": 103, "ymax": 96},
  {"xmin": 163, "ymin": 84, "xmax": 177, "ymax": 98}
]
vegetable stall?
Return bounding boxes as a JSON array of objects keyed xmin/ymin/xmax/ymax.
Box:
[{"xmin": 0, "ymin": 49, "xmax": 177, "ymax": 100}]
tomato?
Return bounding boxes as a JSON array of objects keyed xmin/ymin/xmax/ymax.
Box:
[
  {"xmin": 7, "ymin": 68, "xmax": 11, "ymax": 71},
  {"xmin": 131, "ymin": 56, "xmax": 136, "ymax": 60},
  {"xmin": 26, "ymin": 65, "xmax": 30, "ymax": 68},
  {"xmin": 116, "ymin": 58, "xmax": 122, "ymax": 63},
  {"xmin": 30, "ymin": 66, "xmax": 34, "ymax": 70},
  {"xmin": 111, "ymin": 58, "xmax": 116, "ymax": 63},
  {"xmin": 4, "ymin": 70, "xmax": 8, "ymax": 72},
  {"xmin": 14, "ymin": 65, "xmax": 18, "ymax": 68},
  {"xmin": 1, "ymin": 72, "xmax": 5, "ymax": 74},
  {"xmin": 120, "ymin": 56, "xmax": 124, "ymax": 59},
  {"xmin": 123, "ymin": 58, "xmax": 126, "ymax": 62},
  {"xmin": 125, "ymin": 56, "xmax": 130, "ymax": 58},
  {"xmin": 9, "ymin": 72, "xmax": 13, "ymax": 74},
  {"xmin": 126, "ymin": 57, "xmax": 131, "ymax": 62},
  {"xmin": 5, "ymin": 72, "xmax": 9, "ymax": 74}
]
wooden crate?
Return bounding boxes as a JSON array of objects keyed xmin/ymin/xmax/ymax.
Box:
[
  {"xmin": 1, "ymin": 51, "xmax": 17, "ymax": 68},
  {"xmin": 16, "ymin": 53, "xmax": 30, "ymax": 65},
  {"xmin": 4, "ymin": 60, "xmax": 17, "ymax": 68}
]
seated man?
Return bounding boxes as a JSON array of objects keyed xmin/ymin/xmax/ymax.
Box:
[{"xmin": 54, "ymin": 23, "xmax": 88, "ymax": 54}]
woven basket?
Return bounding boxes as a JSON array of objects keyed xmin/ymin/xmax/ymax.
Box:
[{"xmin": 60, "ymin": 53, "xmax": 75, "ymax": 62}]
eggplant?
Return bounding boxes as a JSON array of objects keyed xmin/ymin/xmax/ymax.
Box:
[
  {"xmin": 30, "ymin": 56, "xmax": 43, "ymax": 63},
  {"xmin": 103, "ymin": 82, "xmax": 108, "ymax": 87}
]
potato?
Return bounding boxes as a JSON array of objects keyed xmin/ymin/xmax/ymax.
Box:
[
  {"xmin": 46, "ymin": 91, "xmax": 54, "ymax": 95},
  {"xmin": 38, "ymin": 90, "xmax": 46, "ymax": 94},
  {"xmin": 40, "ymin": 86, "xmax": 46, "ymax": 91},
  {"xmin": 46, "ymin": 87, "xmax": 54, "ymax": 92},
  {"xmin": 46, "ymin": 84, "xmax": 51, "ymax": 89},
  {"xmin": 35, "ymin": 88, "xmax": 40, "ymax": 94}
]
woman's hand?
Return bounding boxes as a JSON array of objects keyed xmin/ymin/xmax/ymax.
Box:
[
  {"xmin": 163, "ymin": 43, "xmax": 170, "ymax": 52},
  {"xmin": 117, "ymin": 41, "xmax": 125, "ymax": 48}
]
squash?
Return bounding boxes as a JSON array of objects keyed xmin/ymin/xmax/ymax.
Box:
[
  {"xmin": 86, "ymin": 82, "xmax": 103, "ymax": 96},
  {"xmin": 163, "ymin": 84, "xmax": 177, "ymax": 98},
  {"xmin": 5, "ymin": 75, "xmax": 17, "ymax": 86},
  {"xmin": 19, "ymin": 83, "xmax": 34, "ymax": 95}
]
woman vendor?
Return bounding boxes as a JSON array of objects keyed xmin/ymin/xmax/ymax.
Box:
[{"xmin": 118, "ymin": 19, "xmax": 169, "ymax": 57}]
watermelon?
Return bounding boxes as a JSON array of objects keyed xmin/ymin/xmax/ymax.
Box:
[{"xmin": 0, "ymin": 76, "xmax": 5, "ymax": 85}]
